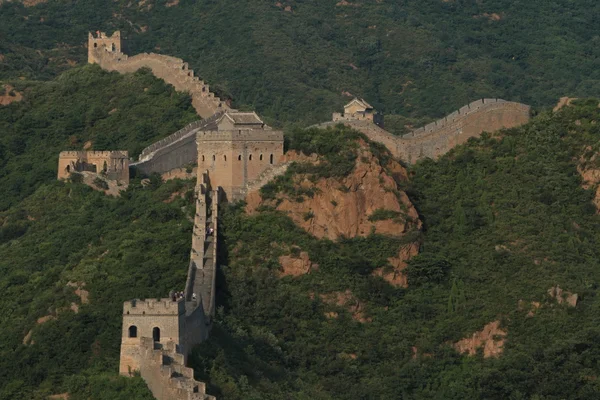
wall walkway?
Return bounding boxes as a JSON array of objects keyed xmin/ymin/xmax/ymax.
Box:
[
  {"xmin": 321, "ymin": 98, "xmax": 531, "ymax": 163},
  {"xmin": 90, "ymin": 47, "xmax": 230, "ymax": 118}
]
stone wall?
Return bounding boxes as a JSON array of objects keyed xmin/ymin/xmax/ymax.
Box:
[
  {"xmin": 138, "ymin": 338, "xmax": 215, "ymax": 400},
  {"xmin": 197, "ymin": 129, "xmax": 285, "ymax": 201},
  {"xmin": 88, "ymin": 32, "xmax": 230, "ymax": 118},
  {"xmin": 323, "ymin": 99, "xmax": 530, "ymax": 163},
  {"xmin": 132, "ymin": 113, "xmax": 223, "ymax": 176},
  {"xmin": 58, "ymin": 150, "xmax": 129, "ymax": 182}
]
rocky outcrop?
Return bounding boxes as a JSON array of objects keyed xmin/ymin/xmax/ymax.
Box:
[
  {"xmin": 0, "ymin": 84, "xmax": 23, "ymax": 105},
  {"xmin": 278, "ymin": 250, "xmax": 318, "ymax": 277},
  {"xmin": 548, "ymin": 285, "xmax": 578, "ymax": 307},
  {"xmin": 318, "ymin": 290, "xmax": 371, "ymax": 323},
  {"xmin": 453, "ymin": 320, "xmax": 507, "ymax": 358},
  {"xmin": 246, "ymin": 142, "xmax": 421, "ymax": 241},
  {"xmin": 577, "ymin": 148, "xmax": 600, "ymax": 211},
  {"xmin": 371, "ymin": 242, "xmax": 419, "ymax": 288}
]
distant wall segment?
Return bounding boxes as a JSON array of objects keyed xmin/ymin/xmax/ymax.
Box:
[
  {"xmin": 88, "ymin": 31, "xmax": 230, "ymax": 119},
  {"xmin": 324, "ymin": 99, "xmax": 531, "ymax": 163}
]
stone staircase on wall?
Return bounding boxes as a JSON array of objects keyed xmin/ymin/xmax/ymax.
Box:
[
  {"xmin": 240, "ymin": 162, "xmax": 291, "ymax": 198},
  {"xmin": 139, "ymin": 338, "xmax": 215, "ymax": 400}
]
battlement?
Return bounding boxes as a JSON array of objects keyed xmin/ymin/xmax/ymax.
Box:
[
  {"xmin": 123, "ymin": 298, "xmax": 185, "ymax": 316},
  {"xmin": 88, "ymin": 32, "xmax": 230, "ymax": 119},
  {"xmin": 138, "ymin": 339, "xmax": 215, "ymax": 400},
  {"xmin": 197, "ymin": 129, "xmax": 283, "ymax": 142},
  {"xmin": 406, "ymin": 98, "xmax": 528, "ymax": 138},
  {"xmin": 59, "ymin": 150, "xmax": 129, "ymax": 159}
]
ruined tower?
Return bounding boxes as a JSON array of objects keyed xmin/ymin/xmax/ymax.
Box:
[
  {"xmin": 57, "ymin": 151, "xmax": 129, "ymax": 183},
  {"xmin": 196, "ymin": 111, "xmax": 284, "ymax": 201},
  {"xmin": 88, "ymin": 31, "xmax": 123, "ymax": 64}
]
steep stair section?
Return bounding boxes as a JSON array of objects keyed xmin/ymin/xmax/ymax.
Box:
[
  {"xmin": 139, "ymin": 338, "xmax": 215, "ymax": 400},
  {"xmin": 184, "ymin": 178, "xmax": 218, "ymax": 319}
]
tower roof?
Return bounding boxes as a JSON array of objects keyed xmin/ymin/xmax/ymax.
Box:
[
  {"xmin": 345, "ymin": 98, "xmax": 374, "ymax": 111},
  {"xmin": 217, "ymin": 111, "xmax": 264, "ymax": 126}
]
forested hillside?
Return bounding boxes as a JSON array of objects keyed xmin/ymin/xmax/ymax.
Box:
[
  {"xmin": 2, "ymin": 98, "xmax": 600, "ymax": 398},
  {"xmin": 1, "ymin": 0, "xmax": 600, "ymax": 126},
  {"xmin": 0, "ymin": 65, "xmax": 197, "ymax": 210}
]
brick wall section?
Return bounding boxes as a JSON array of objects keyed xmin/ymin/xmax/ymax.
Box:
[
  {"xmin": 132, "ymin": 113, "xmax": 225, "ymax": 177},
  {"xmin": 138, "ymin": 338, "xmax": 215, "ymax": 400},
  {"xmin": 58, "ymin": 150, "xmax": 129, "ymax": 182},
  {"xmin": 196, "ymin": 129, "xmax": 284, "ymax": 201},
  {"xmin": 88, "ymin": 32, "xmax": 230, "ymax": 118},
  {"xmin": 322, "ymin": 99, "xmax": 530, "ymax": 163}
]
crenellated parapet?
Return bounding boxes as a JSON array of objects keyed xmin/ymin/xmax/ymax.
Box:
[
  {"xmin": 88, "ymin": 31, "xmax": 230, "ymax": 118},
  {"xmin": 325, "ymin": 98, "xmax": 530, "ymax": 163},
  {"xmin": 138, "ymin": 338, "xmax": 215, "ymax": 400}
]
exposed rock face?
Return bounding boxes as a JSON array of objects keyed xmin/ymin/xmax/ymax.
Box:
[
  {"xmin": 0, "ymin": 84, "xmax": 23, "ymax": 106},
  {"xmin": 246, "ymin": 143, "xmax": 421, "ymax": 241},
  {"xmin": 454, "ymin": 320, "xmax": 507, "ymax": 358},
  {"xmin": 548, "ymin": 285, "xmax": 578, "ymax": 307},
  {"xmin": 371, "ymin": 242, "xmax": 419, "ymax": 288},
  {"xmin": 554, "ymin": 97, "xmax": 578, "ymax": 112},
  {"xmin": 319, "ymin": 290, "xmax": 371, "ymax": 323},
  {"xmin": 577, "ymin": 150, "xmax": 600, "ymax": 211},
  {"xmin": 278, "ymin": 251, "xmax": 317, "ymax": 277}
]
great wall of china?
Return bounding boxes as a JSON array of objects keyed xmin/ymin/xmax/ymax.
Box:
[
  {"xmin": 321, "ymin": 98, "xmax": 530, "ymax": 162},
  {"xmin": 66, "ymin": 31, "xmax": 533, "ymax": 400}
]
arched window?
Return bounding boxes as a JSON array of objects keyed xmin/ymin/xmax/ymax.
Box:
[
  {"xmin": 260, "ymin": 154, "xmax": 263, "ymax": 161},
  {"xmin": 270, "ymin": 154, "xmax": 274, "ymax": 164},
  {"xmin": 129, "ymin": 326, "xmax": 137, "ymax": 338},
  {"xmin": 202, "ymin": 155, "xmax": 205, "ymax": 162},
  {"xmin": 153, "ymin": 327, "xmax": 160, "ymax": 342},
  {"xmin": 103, "ymin": 161, "xmax": 108, "ymax": 173},
  {"xmin": 224, "ymin": 155, "xmax": 227, "ymax": 162},
  {"xmin": 249, "ymin": 155, "xmax": 252, "ymax": 161},
  {"xmin": 238, "ymin": 155, "xmax": 242, "ymax": 161},
  {"xmin": 66, "ymin": 165, "xmax": 70, "ymax": 173},
  {"xmin": 94, "ymin": 43, "xmax": 98, "ymax": 48},
  {"xmin": 212, "ymin": 155, "xmax": 216, "ymax": 161},
  {"xmin": 111, "ymin": 43, "xmax": 116, "ymax": 52}
]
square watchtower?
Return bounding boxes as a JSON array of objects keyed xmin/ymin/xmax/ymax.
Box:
[{"xmin": 196, "ymin": 111, "xmax": 284, "ymax": 201}]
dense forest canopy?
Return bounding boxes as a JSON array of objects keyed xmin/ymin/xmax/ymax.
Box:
[
  {"xmin": 3, "ymin": 0, "xmax": 600, "ymax": 399},
  {"xmin": 2, "ymin": 95, "xmax": 600, "ymax": 398},
  {"xmin": 0, "ymin": 66, "xmax": 197, "ymax": 210},
  {"xmin": 1, "ymin": 0, "xmax": 600, "ymax": 125}
]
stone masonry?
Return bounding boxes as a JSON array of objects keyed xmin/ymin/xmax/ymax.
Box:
[
  {"xmin": 119, "ymin": 177, "xmax": 219, "ymax": 400},
  {"xmin": 327, "ymin": 98, "xmax": 531, "ymax": 163},
  {"xmin": 88, "ymin": 31, "xmax": 229, "ymax": 118},
  {"xmin": 196, "ymin": 111, "xmax": 284, "ymax": 202},
  {"xmin": 57, "ymin": 150, "xmax": 129, "ymax": 183},
  {"xmin": 78, "ymin": 30, "xmax": 534, "ymax": 400}
]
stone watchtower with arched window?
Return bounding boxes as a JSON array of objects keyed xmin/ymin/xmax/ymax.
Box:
[
  {"xmin": 119, "ymin": 297, "xmax": 209, "ymax": 376},
  {"xmin": 197, "ymin": 111, "xmax": 284, "ymax": 201}
]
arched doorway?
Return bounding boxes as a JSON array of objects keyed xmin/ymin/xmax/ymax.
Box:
[
  {"xmin": 152, "ymin": 327, "xmax": 160, "ymax": 342},
  {"xmin": 128, "ymin": 326, "xmax": 137, "ymax": 338}
]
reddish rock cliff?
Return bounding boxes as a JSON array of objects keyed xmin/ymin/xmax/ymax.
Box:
[{"xmin": 246, "ymin": 142, "xmax": 421, "ymax": 241}]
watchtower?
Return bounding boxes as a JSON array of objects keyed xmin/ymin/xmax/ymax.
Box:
[
  {"xmin": 333, "ymin": 98, "xmax": 384, "ymax": 128},
  {"xmin": 88, "ymin": 31, "xmax": 123, "ymax": 64},
  {"xmin": 57, "ymin": 151, "xmax": 129, "ymax": 183},
  {"xmin": 197, "ymin": 111, "xmax": 284, "ymax": 201},
  {"xmin": 119, "ymin": 298, "xmax": 185, "ymax": 376}
]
